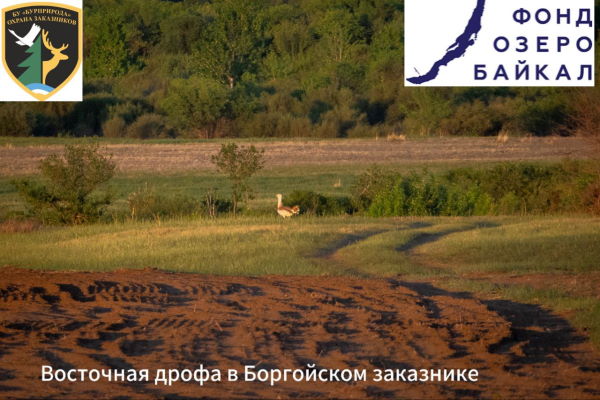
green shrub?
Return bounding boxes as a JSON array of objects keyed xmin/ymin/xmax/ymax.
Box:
[
  {"xmin": 102, "ymin": 116, "xmax": 127, "ymax": 138},
  {"xmin": 356, "ymin": 162, "xmax": 595, "ymax": 217},
  {"xmin": 445, "ymin": 185, "xmax": 494, "ymax": 216},
  {"xmin": 211, "ymin": 143, "xmax": 265, "ymax": 215},
  {"xmin": 127, "ymin": 113, "xmax": 172, "ymax": 139},
  {"xmin": 444, "ymin": 162, "xmax": 593, "ymax": 214},
  {"xmin": 346, "ymin": 123, "xmax": 385, "ymax": 138},
  {"xmin": 162, "ymin": 77, "xmax": 229, "ymax": 138},
  {"xmin": 64, "ymin": 94, "xmax": 117, "ymax": 136},
  {"xmin": 13, "ymin": 145, "xmax": 116, "ymax": 224},
  {"xmin": 128, "ymin": 185, "xmax": 201, "ymax": 221},
  {"xmin": 517, "ymin": 96, "xmax": 568, "ymax": 136},
  {"xmin": 286, "ymin": 190, "xmax": 355, "ymax": 216},
  {"xmin": 0, "ymin": 104, "xmax": 32, "ymax": 136},
  {"xmin": 28, "ymin": 111, "xmax": 60, "ymax": 137},
  {"xmin": 128, "ymin": 186, "xmax": 233, "ymax": 220},
  {"xmin": 439, "ymin": 100, "xmax": 502, "ymax": 136},
  {"xmin": 314, "ymin": 107, "xmax": 357, "ymax": 138},
  {"xmin": 203, "ymin": 188, "xmax": 234, "ymax": 218},
  {"xmin": 570, "ymin": 85, "xmax": 600, "ymax": 151},
  {"xmin": 107, "ymin": 100, "xmax": 152, "ymax": 125},
  {"xmin": 496, "ymin": 192, "xmax": 521, "ymax": 215},
  {"xmin": 240, "ymin": 112, "xmax": 311, "ymax": 138},
  {"xmin": 401, "ymin": 88, "xmax": 453, "ymax": 136},
  {"xmin": 353, "ymin": 166, "xmax": 396, "ymax": 211},
  {"xmin": 366, "ymin": 173, "xmax": 491, "ymax": 217}
]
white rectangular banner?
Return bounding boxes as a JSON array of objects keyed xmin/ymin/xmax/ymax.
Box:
[{"xmin": 405, "ymin": 0, "xmax": 595, "ymax": 87}]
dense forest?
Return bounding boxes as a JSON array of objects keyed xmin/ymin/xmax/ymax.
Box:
[{"xmin": 1, "ymin": 0, "xmax": 599, "ymax": 139}]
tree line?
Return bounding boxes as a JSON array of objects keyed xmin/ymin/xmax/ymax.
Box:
[{"xmin": 1, "ymin": 0, "xmax": 599, "ymax": 139}]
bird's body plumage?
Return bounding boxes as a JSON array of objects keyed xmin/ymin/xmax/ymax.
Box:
[{"xmin": 276, "ymin": 194, "xmax": 300, "ymax": 218}]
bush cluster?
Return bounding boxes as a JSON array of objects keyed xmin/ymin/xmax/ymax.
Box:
[
  {"xmin": 355, "ymin": 162, "xmax": 598, "ymax": 217},
  {"xmin": 127, "ymin": 185, "xmax": 234, "ymax": 221},
  {"xmin": 13, "ymin": 145, "xmax": 116, "ymax": 224},
  {"xmin": 12, "ymin": 145, "xmax": 600, "ymax": 226},
  {"xmin": 365, "ymin": 174, "xmax": 493, "ymax": 217},
  {"xmin": 286, "ymin": 190, "xmax": 355, "ymax": 216},
  {"xmin": 128, "ymin": 186, "xmax": 201, "ymax": 221}
]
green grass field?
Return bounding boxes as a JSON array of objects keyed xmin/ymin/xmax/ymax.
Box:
[
  {"xmin": 1, "ymin": 139, "xmax": 599, "ymax": 347},
  {"xmin": 2, "ymin": 159, "xmax": 587, "ymax": 219},
  {"xmin": 0, "ymin": 166, "xmax": 356, "ymax": 219},
  {"xmin": 1, "ymin": 215, "xmax": 599, "ymax": 345},
  {"xmin": 2, "ymin": 161, "xmax": 482, "ymax": 219}
]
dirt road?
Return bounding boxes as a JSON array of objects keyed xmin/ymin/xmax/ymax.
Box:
[
  {"xmin": 0, "ymin": 137, "xmax": 593, "ymax": 176},
  {"xmin": 0, "ymin": 268, "xmax": 598, "ymax": 399}
]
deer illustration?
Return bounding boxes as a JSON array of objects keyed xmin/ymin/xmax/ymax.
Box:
[{"xmin": 41, "ymin": 30, "xmax": 69, "ymax": 86}]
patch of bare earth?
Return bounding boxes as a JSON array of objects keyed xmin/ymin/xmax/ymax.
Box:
[
  {"xmin": 0, "ymin": 137, "xmax": 593, "ymax": 176},
  {"xmin": 0, "ymin": 268, "xmax": 598, "ymax": 399}
]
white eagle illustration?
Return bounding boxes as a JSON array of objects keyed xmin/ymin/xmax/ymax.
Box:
[{"xmin": 9, "ymin": 23, "xmax": 42, "ymax": 47}]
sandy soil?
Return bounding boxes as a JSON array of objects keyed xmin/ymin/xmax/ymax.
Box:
[
  {"xmin": 0, "ymin": 137, "xmax": 593, "ymax": 176},
  {"xmin": 0, "ymin": 268, "xmax": 598, "ymax": 399}
]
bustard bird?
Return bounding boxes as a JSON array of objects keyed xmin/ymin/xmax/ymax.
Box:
[{"xmin": 276, "ymin": 194, "xmax": 300, "ymax": 218}]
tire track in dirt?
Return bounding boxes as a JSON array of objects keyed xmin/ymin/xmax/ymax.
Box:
[
  {"xmin": 394, "ymin": 222, "xmax": 499, "ymax": 254},
  {"xmin": 390, "ymin": 223, "xmax": 600, "ymax": 380},
  {"xmin": 310, "ymin": 222, "xmax": 434, "ymax": 277},
  {"xmin": 395, "ymin": 229, "xmax": 600, "ymax": 399},
  {"xmin": 0, "ymin": 263, "xmax": 599, "ymax": 399},
  {"xmin": 311, "ymin": 229, "xmax": 393, "ymax": 277},
  {"xmin": 310, "ymin": 224, "xmax": 600, "ymax": 399}
]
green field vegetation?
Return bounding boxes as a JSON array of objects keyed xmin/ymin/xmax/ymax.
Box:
[
  {"xmin": 0, "ymin": 158, "xmax": 472, "ymax": 218},
  {"xmin": 2, "ymin": 146, "xmax": 599, "ymax": 346},
  {"xmin": 1, "ymin": 0, "xmax": 599, "ymax": 140},
  {"xmin": 0, "ymin": 164, "xmax": 361, "ymax": 220},
  {"xmin": 1, "ymin": 216, "xmax": 599, "ymax": 346},
  {"xmin": 419, "ymin": 219, "xmax": 600, "ymax": 274},
  {"xmin": 3, "ymin": 159, "xmax": 598, "ymax": 220}
]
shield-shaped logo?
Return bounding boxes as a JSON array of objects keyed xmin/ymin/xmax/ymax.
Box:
[{"xmin": 2, "ymin": 2, "xmax": 82, "ymax": 101}]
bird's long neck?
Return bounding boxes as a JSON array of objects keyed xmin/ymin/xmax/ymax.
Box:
[{"xmin": 277, "ymin": 196, "xmax": 283, "ymax": 207}]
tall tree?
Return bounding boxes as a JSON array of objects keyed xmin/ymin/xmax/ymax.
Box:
[
  {"xmin": 315, "ymin": 9, "xmax": 365, "ymax": 63},
  {"xmin": 192, "ymin": 0, "xmax": 268, "ymax": 88},
  {"xmin": 85, "ymin": 1, "xmax": 133, "ymax": 78},
  {"xmin": 161, "ymin": 77, "xmax": 229, "ymax": 137}
]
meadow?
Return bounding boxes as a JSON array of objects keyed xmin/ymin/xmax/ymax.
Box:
[
  {"xmin": 1, "ymin": 139, "xmax": 599, "ymax": 346},
  {"xmin": 1, "ymin": 138, "xmax": 599, "ymax": 400},
  {"xmin": 1, "ymin": 193, "xmax": 599, "ymax": 346}
]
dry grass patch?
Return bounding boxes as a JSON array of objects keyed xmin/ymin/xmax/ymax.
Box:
[
  {"xmin": 0, "ymin": 219, "xmax": 42, "ymax": 233},
  {"xmin": 386, "ymin": 133, "xmax": 406, "ymax": 142}
]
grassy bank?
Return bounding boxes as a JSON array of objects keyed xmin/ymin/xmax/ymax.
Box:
[
  {"xmin": 2, "ymin": 216, "xmax": 597, "ymax": 275},
  {"xmin": 1, "ymin": 216, "xmax": 599, "ymax": 345},
  {"xmin": 0, "ymin": 216, "xmax": 390, "ymax": 273}
]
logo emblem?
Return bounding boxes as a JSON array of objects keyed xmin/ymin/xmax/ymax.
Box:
[
  {"xmin": 405, "ymin": 0, "xmax": 595, "ymax": 87},
  {"xmin": 2, "ymin": 2, "xmax": 82, "ymax": 101}
]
